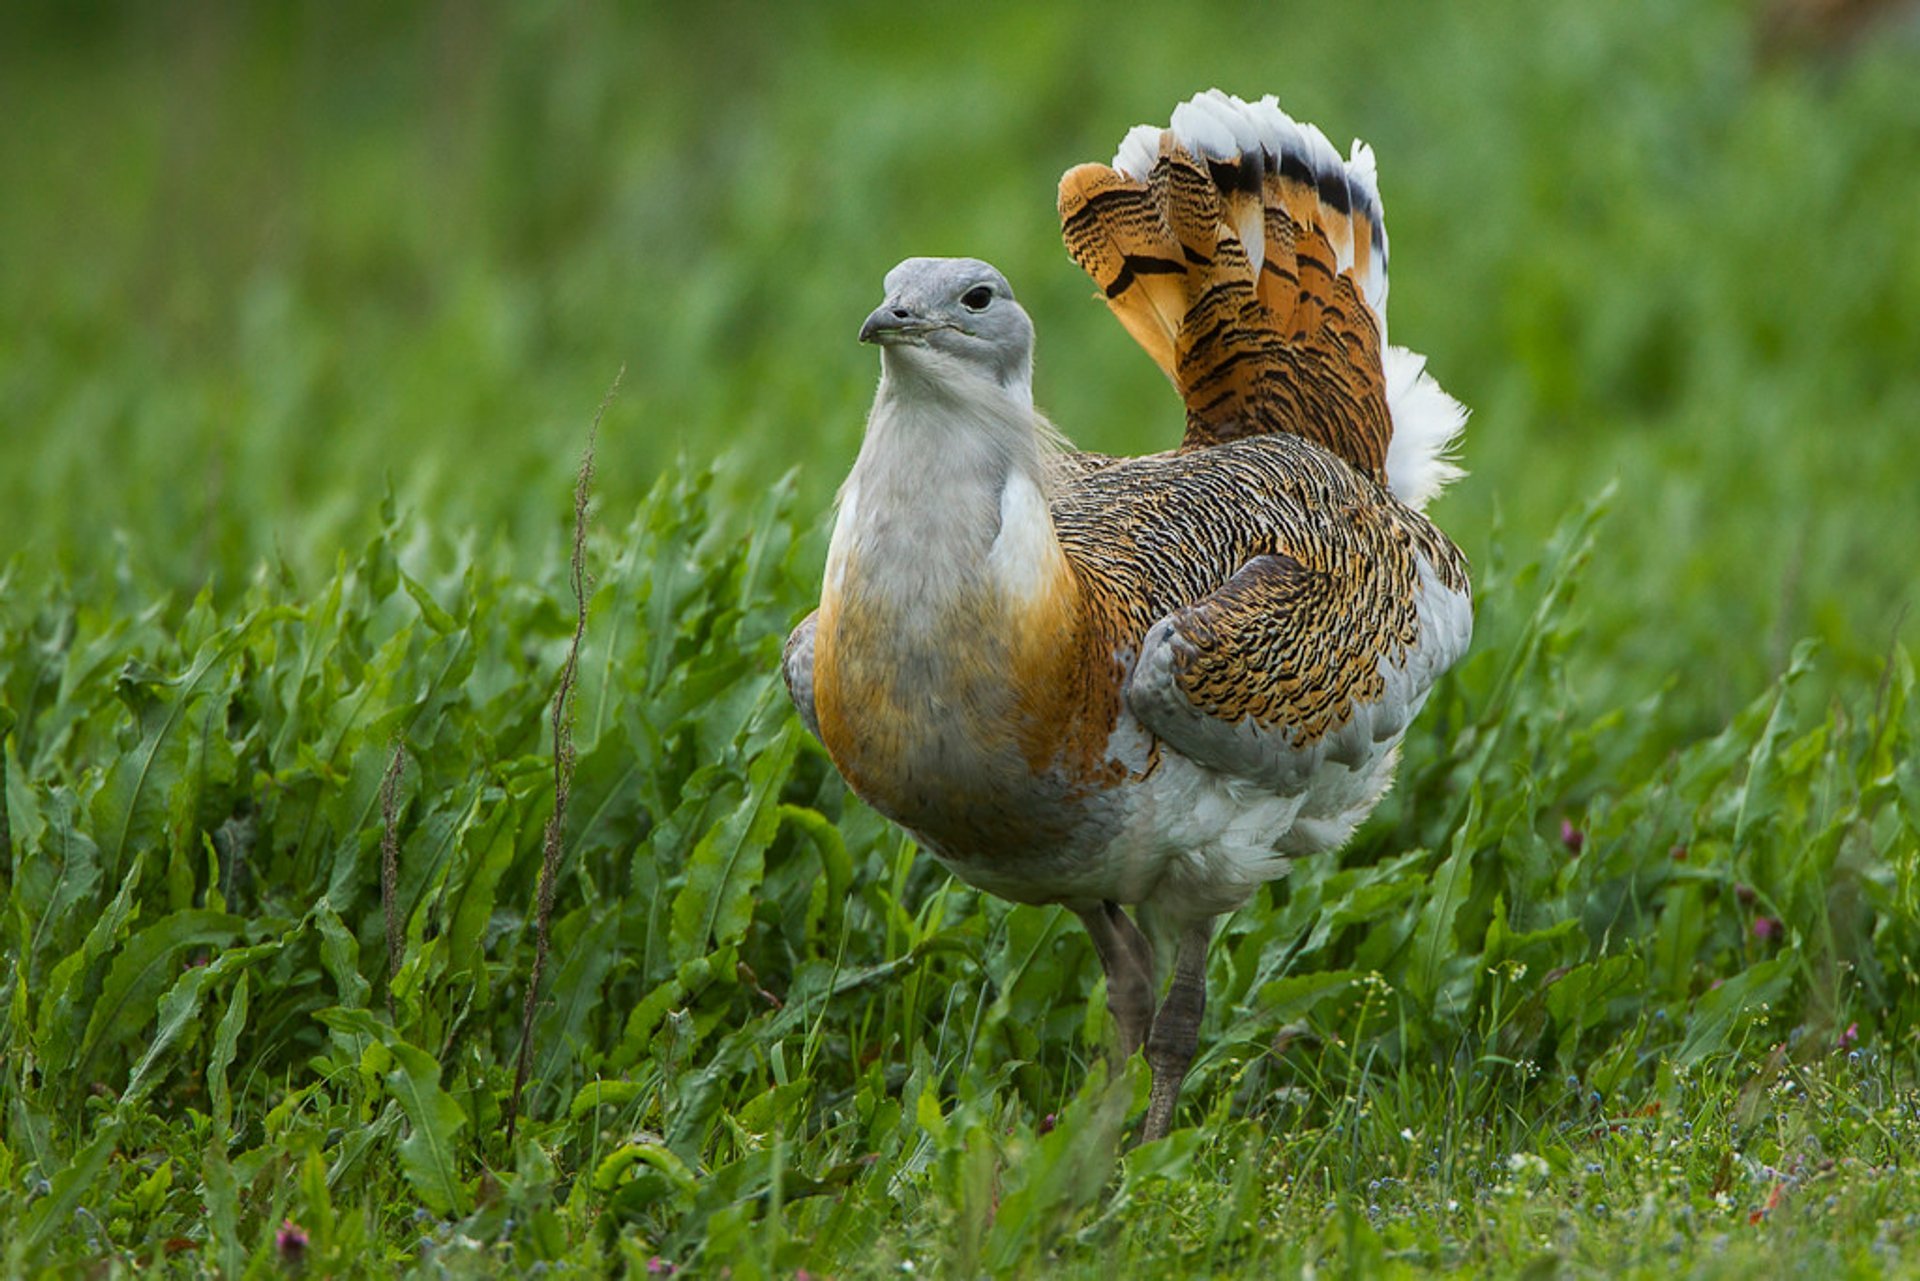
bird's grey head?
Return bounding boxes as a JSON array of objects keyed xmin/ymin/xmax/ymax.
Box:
[{"xmin": 859, "ymin": 257, "xmax": 1034, "ymax": 396}]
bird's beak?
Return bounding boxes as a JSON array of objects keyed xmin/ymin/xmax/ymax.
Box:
[{"xmin": 860, "ymin": 301, "xmax": 941, "ymax": 346}]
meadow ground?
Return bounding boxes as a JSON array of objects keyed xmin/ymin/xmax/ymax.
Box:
[{"xmin": 3, "ymin": 2, "xmax": 1919, "ymax": 1275}]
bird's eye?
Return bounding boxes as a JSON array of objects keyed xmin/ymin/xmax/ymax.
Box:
[{"xmin": 960, "ymin": 285, "xmax": 994, "ymax": 312}]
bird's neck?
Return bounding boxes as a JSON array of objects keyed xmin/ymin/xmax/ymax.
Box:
[
  {"xmin": 813, "ymin": 360, "xmax": 1082, "ymax": 815},
  {"xmin": 826, "ymin": 359, "xmax": 1069, "ymax": 629}
]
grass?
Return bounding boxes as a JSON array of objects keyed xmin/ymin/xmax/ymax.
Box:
[{"xmin": 3, "ymin": 1, "xmax": 1920, "ymax": 1275}]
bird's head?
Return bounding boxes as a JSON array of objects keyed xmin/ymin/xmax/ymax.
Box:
[{"xmin": 860, "ymin": 257, "xmax": 1034, "ymax": 398}]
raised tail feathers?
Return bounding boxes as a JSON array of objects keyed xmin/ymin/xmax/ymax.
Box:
[{"xmin": 1059, "ymin": 89, "xmax": 1464, "ymax": 509}]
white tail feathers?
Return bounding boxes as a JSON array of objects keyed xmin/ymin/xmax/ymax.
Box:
[{"xmin": 1382, "ymin": 346, "xmax": 1467, "ymax": 510}]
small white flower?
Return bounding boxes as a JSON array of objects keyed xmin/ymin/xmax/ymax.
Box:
[{"xmin": 1507, "ymin": 1152, "xmax": 1550, "ymax": 1179}]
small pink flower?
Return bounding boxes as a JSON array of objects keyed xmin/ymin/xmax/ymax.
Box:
[
  {"xmin": 1752, "ymin": 917, "xmax": 1780, "ymax": 941},
  {"xmin": 646, "ymin": 1258, "xmax": 677, "ymax": 1277},
  {"xmin": 276, "ymin": 1219, "xmax": 308, "ymax": 1264},
  {"xmin": 1037, "ymin": 1112, "xmax": 1057, "ymax": 1136},
  {"xmin": 1559, "ymin": 819, "xmax": 1584, "ymax": 854},
  {"xmin": 1837, "ymin": 1022, "xmax": 1859, "ymax": 1050}
]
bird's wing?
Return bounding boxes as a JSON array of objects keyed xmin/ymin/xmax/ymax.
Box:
[
  {"xmin": 1127, "ymin": 540, "xmax": 1469, "ymax": 796},
  {"xmin": 1053, "ymin": 438, "xmax": 1470, "ymax": 794},
  {"xmin": 783, "ymin": 610, "xmax": 822, "ymax": 742},
  {"xmin": 1058, "ymin": 90, "xmax": 1465, "ymax": 510}
]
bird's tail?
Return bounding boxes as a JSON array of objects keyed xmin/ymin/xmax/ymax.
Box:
[{"xmin": 1058, "ymin": 90, "xmax": 1463, "ymax": 509}]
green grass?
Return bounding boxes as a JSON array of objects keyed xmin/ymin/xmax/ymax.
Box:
[{"xmin": 3, "ymin": 2, "xmax": 1920, "ymax": 1276}]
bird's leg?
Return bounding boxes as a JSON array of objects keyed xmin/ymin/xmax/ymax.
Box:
[
  {"xmin": 1076, "ymin": 901, "xmax": 1156, "ymax": 1061},
  {"xmin": 1140, "ymin": 917, "xmax": 1215, "ymax": 1142}
]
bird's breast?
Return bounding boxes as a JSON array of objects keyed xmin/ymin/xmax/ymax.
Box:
[{"xmin": 812, "ymin": 557, "xmax": 1117, "ymax": 866}]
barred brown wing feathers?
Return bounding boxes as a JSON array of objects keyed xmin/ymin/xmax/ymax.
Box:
[{"xmin": 1051, "ymin": 436, "xmax": 1470, "ymax": 794}]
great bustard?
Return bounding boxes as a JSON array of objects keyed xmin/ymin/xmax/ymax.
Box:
[{"xmin": 784, "ymin": 89, "xmax": 1471, "ymax": 1141}]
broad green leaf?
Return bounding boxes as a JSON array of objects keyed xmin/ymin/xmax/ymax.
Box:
[
  {"xmin": 36, "ymin": 851, "xmax": 146, "ymax": 1078},
  {"xmin": 1253, "ymin": 970, "xmax": 1360, "ymax": 1023},
  {"xmin": 383, "ymin": 1041, "xmax": 471, "ymax": 1216},
  {"xmin": 593, "ymin": 1140, "xmax": 697, "ymax": 1198},
  {"xmin": 313, "ymin": 1004, "xmax": 387, "ymax": 1041},
  {"xmin": 983, "ymin": 1063, "xmax": 1129, "ymax": 1275},
  {"xmin": 1675, "ymin": 954, "xmax": 1797, "ymax": 1066},
  {"xmin": 400, "ymin": 570, "xmax": 457, "ymax": 635},
  {"xmin": 569, "ymin": 1079, "xmax": 646, "ymax": 1119},
  {"xmin": 203, "ymin": 1140, "xmax": 242, "ymax": 1277},
  {"xmin": 13, "ymin": 785, "xmax": 102, "ymax": 979},
  {"xmin": 1481, "ymin": 895, "xmax": 1582, "ymax": 980},
  {"xmin": 1730, "ymin": 642, "xmax": 1814, "ymax": 852},
  {"xmin": 613, "ymin": 974, "xmax": 687, "ymax": 1069},
  {"xmin": 314, "ymin": 903, "xmax": 372, "ymax": 1009},
  {"xmin": 445, "ymin": 803, "xmax": 516, "ymax": 983},
  {"xmin": 1650, "ymin": 883, "xmax": 1709, "ymax": 1000},
  {"xmin": 20, "ymin": 1121, "xmax": 118, "ymax": 1255},
  {"xmin": 780, "ymin": 802, "xmax": 853, "ymax": 937},
  {"xmin": 564, "ymin": 727, "xmax": 648, "ymax": 861},
  {"xmin": 120, "ymin": 940, "xmax": 277, "ymax": 1107},
  {"xmin": 90, "ymin": 617, "xmax": 255, "ymax": 879},
  {"xmin": 298, "ymin": 1146, "xmax": 337, "ymax": 1253},
  {"xmin": 128, "ymin": 1157, "xmax": 171, "ymax": 1218},
  {"xmin": 1544, "ymin": 954, "xmax": 1644, "ymax": 1038},
  {"xmin": 208, "ymin": 971, "xmax": 250, "ymax": 1136},
  {"xmin": 79, "ymin": 908, "xmax": 244, "ymax": 1074},
  {"xmin": 6, "ymin": 1094, "xmax": 53, "ymax": 1196},
  {"xmin": 1406, "ymin": 794, "xmax": 1481, "ymax": 1007},
  {"xmin": 532, "ymin": 908, "xmax": 621, "ymax": 1104},
  {"xmin": 668, "ymin": 720, "xmax": 800, "ymax": 962}
]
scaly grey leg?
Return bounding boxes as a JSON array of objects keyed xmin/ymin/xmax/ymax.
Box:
[
  {"xmin": 1076, "ymin": 901, "xmax": 1156, "ymax": 1061},
  {"xmin": 1140, "ymin": 917, "xmax": 1215, "ymax": 1142}
]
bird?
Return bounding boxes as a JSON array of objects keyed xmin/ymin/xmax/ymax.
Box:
[{"xmin": 783, "ymin": 89, "xmax": 1472, "ymax": 1142}]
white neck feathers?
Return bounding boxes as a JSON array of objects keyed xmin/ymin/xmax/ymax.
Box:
[{"xmin": 826, "ymin": 352, "xmax": 1068, "ymax": 624}]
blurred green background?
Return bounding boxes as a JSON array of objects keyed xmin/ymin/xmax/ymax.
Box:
[{"xmin": 4, "ymin": 0, "xmax": 1917, "ymax": 726}]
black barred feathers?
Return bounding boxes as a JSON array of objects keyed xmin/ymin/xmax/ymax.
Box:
[
  {"xmin": 1049, "ymin": 434, "xmax": 1466, "ymax": 756},
  {"xmin": 1058, "ymin": 90, "xmax": 1394, "ymax": 482}
]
